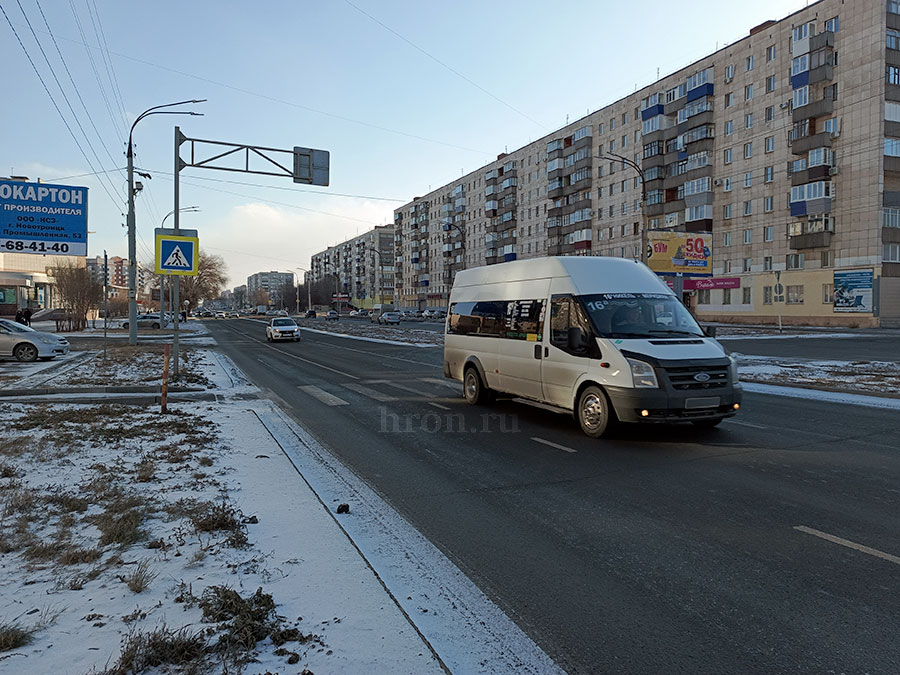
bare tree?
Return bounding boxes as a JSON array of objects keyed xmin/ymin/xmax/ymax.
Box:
[
  {"xmin": 49, "ymin": 260, "xmax": 103, "ymax": 331},
  {"xmin": 278, "ymin": 281, "xmax": 296, "ymax": 311},
  {"xmin": 250, "ymin": 288, "xmax": 270, "ymax": 308},
  {"xmin": 233, "ymin": 286, "xmax": 247, "ymax": 309},
  {"xmin": 178, "ymin": 250, "xmax": 228, "ymax": 311}
]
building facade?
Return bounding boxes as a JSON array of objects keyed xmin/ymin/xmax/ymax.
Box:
[
  {"xmin": 247, "ymin": 270, "xmax": 295, "ymax": 306},
  {"xmin": 393, "ymin": 0, "xmax": 900, "ymax": 326},
  {"xmin": 309, "ymin": 225, "xmax": 395, "ymax": 308}
]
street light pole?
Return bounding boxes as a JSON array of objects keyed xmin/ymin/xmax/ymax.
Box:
[
  {"xmin": 294, "ymin": 267, "xmax": 309, "ymax": 315},
  {"xmin": 602, "ymin": 151, "xmax": 648, "ymax": 264},
  {"xmin": 126, "ymin": 100, "xmax": 205, "ymax": 346}
]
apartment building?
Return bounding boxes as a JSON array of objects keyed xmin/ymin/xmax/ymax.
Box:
[
  {"xmin": 247, "ymin": 270, "xmax": 295, "ymax": 305},
  {"xmin": 309, "ymin": 225, "xmax": 395, "ymax": 308},
  {"xmin": 393, "ymin": 0, "xmax": 900, "ymax": 327}
]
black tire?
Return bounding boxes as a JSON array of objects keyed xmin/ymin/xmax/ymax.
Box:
[
  {"xmin": 152, "ymin": 322, "xmax": 160, "ymax": 329},
  {"xmin": 463, "ymin": 366, "xmax": 494, "ymax": 405},
  {"xmin": 576, "ymin": 385, "xmax": 614, "ymax": 438},
  {"xmin": 266, "ymin": 334, "xmax": 272, "ymax": 342},
  {"xmin": 121, "ymin": 322, "xmax": 128, "ymax": 330},
  {"xmin": 14, "ymin": 343, "xmax": 39, "ymax": 362},
  {"xmin": 691, "ymin": 418, "xmax": 723, "ymax": 429}
]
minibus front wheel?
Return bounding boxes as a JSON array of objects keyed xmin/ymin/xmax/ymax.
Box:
[
  {"xmin": 463, "ymin": 366, "xmax": 495, "ymax": 405},
  {"xmin": 576, "ymin": 385, "xmax": 614, "ymax": 438}
]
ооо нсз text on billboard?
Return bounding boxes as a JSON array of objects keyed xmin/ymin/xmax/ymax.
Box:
[{"xmin": 0, "ymin": 179, "xmax": 88, "ymax": 256}]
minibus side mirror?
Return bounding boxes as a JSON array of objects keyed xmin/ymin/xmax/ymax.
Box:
[
  {"xmin": 567, "ymin": 326, "xmax": 589, "ymax": 352},
  {"xmin": 703, "ymin": 325, "xmax": 717, "ymax": 338}
]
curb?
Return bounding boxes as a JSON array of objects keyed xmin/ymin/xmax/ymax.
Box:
[
  {"xmin": 3, "ymin": 392, "xmax": 220, "ymax": 405},
  {"xmin": 0, "ymin": 385, "xmax": 206, "ymax": 398},
  {"xmin": 739, "ymin": 377, "xmax": 900, "ymax": 400}
]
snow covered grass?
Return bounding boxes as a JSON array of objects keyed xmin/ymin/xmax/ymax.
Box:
[{"xmin": 735, "ymin": 353, "xmax": 900, "ymax": 395}]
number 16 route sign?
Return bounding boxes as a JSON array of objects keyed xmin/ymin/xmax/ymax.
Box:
[{"xmin": 155, "ymin": 228, "xmax": 199, "ymax": 276}]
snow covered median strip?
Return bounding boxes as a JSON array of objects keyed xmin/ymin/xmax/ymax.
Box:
[{"xmin": 742, "ymin": 382, "xmax": 900, "ymax": 410}]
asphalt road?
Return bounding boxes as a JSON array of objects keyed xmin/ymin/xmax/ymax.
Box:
[{"xmin": 205, "ymin": 318, "xmax": 900, "ymax": 675}]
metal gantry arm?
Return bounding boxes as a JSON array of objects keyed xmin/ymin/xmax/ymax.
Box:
[{"xmin": 601, "ymin": 150, "xmax": 648, "ymax": 264}]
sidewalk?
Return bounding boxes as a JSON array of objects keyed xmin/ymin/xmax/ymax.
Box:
[{"xmin": 0, "ymin": 346, "xmax": 559, "ymax": 674}]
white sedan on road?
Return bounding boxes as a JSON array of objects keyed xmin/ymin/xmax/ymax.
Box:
[
  {"xmin": 266, "ymin": 317, "xmax": 301, "ymax": 342},
  {"xmin": 0, "ymin": 318, "xmax": 70, "ymax": 362}
]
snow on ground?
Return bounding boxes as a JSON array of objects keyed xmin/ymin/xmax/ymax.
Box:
[
  {"xmin": 735, "ymin": 353, "xmax": 900, "ymax": 396},
  {"xmin": 0, "ymin": 343, "xmax": 559, "ymax": 674}
]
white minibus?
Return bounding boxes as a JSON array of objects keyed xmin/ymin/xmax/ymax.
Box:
[{"xmin": 444, "ymin": 257, "xmax": 742, "ymax": 437}]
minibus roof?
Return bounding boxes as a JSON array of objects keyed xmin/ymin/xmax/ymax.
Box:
[{"xmin": 451, "ymin": 256, "xmax": 672, "ymax": 296}]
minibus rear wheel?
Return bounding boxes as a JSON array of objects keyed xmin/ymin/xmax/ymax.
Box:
[
  {"xmin": 576, "ymin": 385, "xmax": 614, "ymax": 438},
  {"xmin": 463, "ymin": 366, "xmax": 494, "ymax": 405}
]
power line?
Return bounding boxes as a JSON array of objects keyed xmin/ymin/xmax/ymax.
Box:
[
  {"xmin": 2, "ymin": 1, "xmax": 120, "ymax": 209},
  {"xmin": 343, "ymin": 0, "xmax": 547, "ymax": 132},
  {"xmin": 85, "ymin": 0, "xmax": 127, "ymax": 126}
]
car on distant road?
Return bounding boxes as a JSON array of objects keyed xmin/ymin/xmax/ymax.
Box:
[
  {"xmin": 356, "ymin": 309, "xmax": 369, "ymax": 318},
  {"xmin": 266, "ymin": 317, "xmax": 300, "ymax": 342},
  {"xmin": 380, "ymin": 311, "xmax": 401, "ymax": 325},
  {"xmin": 0, "ymin": 318, "xmax": 69, "ymax": 362},
  {"xmin": 324, "ymin": 310, "xmax": 339, "ymax": 321},
  {"xmin": 121, "ymin": 313, "xmax": 169, "ymax": 330},
  {"xmin": 305, "ymin": 310, "xmax": 317, "ymax": 318},
  {"xmin": 215, "ymin": 311, "xmax": 226, "ymax": 319},
  {"xmin": 228, "ymin": 311, "xmax": 240, "ymax": 318}
]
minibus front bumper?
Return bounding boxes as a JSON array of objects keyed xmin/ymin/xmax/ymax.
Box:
[{"xmin": 605, "ymin": 382, "xmax": 743, "ymax": 423}]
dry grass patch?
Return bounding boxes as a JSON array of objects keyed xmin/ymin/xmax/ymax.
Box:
[
  {"xmin": 120, "ymin": 559, "xmax": 158, "ymax": 593},
  {"xmin": 0, "ymin": 622, "xmax": 33, "ymax": 652},
  {"xmin": 3, "ymin": 487, "xmax": 38, "ymax": 517},
  {"xmin": 100, "ymin": 624, "xmax": 209, "ymax": 675},
  {"xmin": 175, "ymin": 500, "xmax": 248, "ymax": 549},
  {"xmin": 135, "ymin": 456, "xmax": 156, "ymax": 482}
]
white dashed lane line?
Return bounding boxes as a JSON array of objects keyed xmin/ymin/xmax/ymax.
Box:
[
  {"xmin": 531, "ymin": 437, "xmax": 577, "ymax": 453},
  {"xmin": 298, "ymin": 385, "xmax": 349, "ymax": 407}
]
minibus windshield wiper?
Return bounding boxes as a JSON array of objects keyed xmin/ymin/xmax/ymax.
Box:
[
  {"xmin": 605, "ymin": 332, "xmax": 654, "ymax": 339},
  {"xmin": 646, "ymin": 329, "xmax": 704, "ymax": 337}
]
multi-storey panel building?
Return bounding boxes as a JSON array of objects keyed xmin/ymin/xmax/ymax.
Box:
[
  {"xmin": 247, "ymin": 270, "xmax": 295, "ymax": 306},
  {"xmin": 393, "ymin": 0, "xmax": 900, "ymax": 326},
  {"xmin": 309, "ymin": 225, "xmax": 395, "ymax": 308}
]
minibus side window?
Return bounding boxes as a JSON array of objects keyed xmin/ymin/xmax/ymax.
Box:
[{"xmin": 550, "ymin": 296, "xmax": 594, "ymax": 355}]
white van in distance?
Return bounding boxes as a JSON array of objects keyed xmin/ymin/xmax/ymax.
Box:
[{"xmin": 444, "ymin": 257, "xmax": 742, "ymax": 437}]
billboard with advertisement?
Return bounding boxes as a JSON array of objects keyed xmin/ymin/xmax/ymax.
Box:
[
  {"xmin": 0, "ymin": 180, "xmax": 88, "ymax": 256},
  {"xmin": 833, "ymin": 269, "xmax": 873, "ymax": 313},
  {"xmin": 647, "ymin": 231, "xmax": 712, "ymax": 276}
]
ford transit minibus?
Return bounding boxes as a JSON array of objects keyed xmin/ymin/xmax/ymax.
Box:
[{"xmin": 443, "ymin": 257, "xmax": 742, "ymax": 437}]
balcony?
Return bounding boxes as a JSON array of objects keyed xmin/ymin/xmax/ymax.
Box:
[
  {"xmin": 789, "ymin": 231, "xmax": 833, "ymax": 250},
  {"xmin": 792, "ymin": 97, "xmax": 834, "ymax": 123},
  {"xmin": 791, "ymin": 132, "xmax": 832, "ymax": 156}
]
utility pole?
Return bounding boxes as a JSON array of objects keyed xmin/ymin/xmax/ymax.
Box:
[{"xmin": 602, "ymin": 151, "xmax": 648, "ymax": 264}]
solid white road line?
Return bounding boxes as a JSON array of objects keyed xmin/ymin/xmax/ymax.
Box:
[
  {"xmin": 531, "ymin": 437, "xmax": 577, "ymax": 453},
  {"xmin": 794, "ymin": 525, "xmax": 900, "ymax": 566},
  {"xmin": 427, "ymin": 402, "xmax": 451, "ymax": 411},
  {"xmin": 373, "ymin": 380, "xmax": 434, "ymax": 397},
  {"xmin": 341, "ymin": 382, "xmax": 398, "ymax": 402},
  {"xmin": 298, "ymin": 385, "xmax": 349, "ymax": 407}
]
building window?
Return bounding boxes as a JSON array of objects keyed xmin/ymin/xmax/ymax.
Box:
[
  {"xmin": 787, "ymin": 285, "xmax": 804, "ymax": 304},
  {"xmin": 825, "ymin": 17, "xmax": 838, "ymax": 33},
  {"xmin": 723, "ymin": 176, "xmax": 732, "ymax": 192},
  {"xmin": 742, "ymin": 287, "xmax": 752, "ymax": 304},
  {"xmin": 724, "ymin": 148, "xmax": 733, "ymax": 164},
  {"xmin": 743, "ymin": 200, "xmax": 753, "ymax": 216},
  {"xmin": 724, "ymin": 260, "xmax": 733, "ymax": 273},
  {"xmin": 766, "ymin": 75, "xmax": 776, "ymax": 93},
  {"xmin": 743, "ymin": 229, "xmax": 752, "ymax": 244},
  {"xmin": 763, "ymin": 256, "xmax": 773, "ymax": 270},
  {"xmin": 744, "ymin": 172, "xmax": 753, "ymax": 188},
  {"xmin": 765, "ymin": 105, "xmax": 775, "ymax": 122},
  {"xmin": 764, "ymin": 196, "xmax": 774, "ymax": 212},
  {"xmin": 723, "ymin": 288, "xmax": 732, "ymax": 305},
  {"xmin": 787, "ymin": 253, "xmax": 805, "ymax": 269},
  {"xmin": 793, "ymin": 85, "xmax": 809, "ymax": 108},
  {"xmin": 890, "ymin": 66, "xmax": 900, "ymax": 88},
  {"xmin": 725, "ymin": 119, "xmax": 734, "ymax": 136},
  {"xmin": 764, "ymin": 226, "xmax": 774, "ymax": 242},
  {"xmin": 745, "ymin": 55, "xmax": 754, "ymax": 71},
  {"xmin": 725, "ymin": 64, "xmax": 735, "ymax": 81},
  {"xmin": 725, "ymin": 92, "xmax": 734, "ymax": 108},
  {"xmin": 745, "ymin": 113, "xmax": 754, "ymax": 129},
  {"xmin": 885, "ymin": 243, "xmax": 900, "ymax": 262},
  {"xmin": 889, "ymin": 29, "xmax": 900, "ymax": 51},
  {"xmin": 745, "ymin": 84, "xmax": 753, "ymax": 101},
  {"xmin": 891, "ymin": 1, "xmax": 900, "ymax": 15},
  {"xmin": 742, "ymin": 258, "xmax": 752, "ymax": 272},
  {"xmin": 886, "ymin": 138, "xmax": 900, "ymax": 157},
  {"xmin": 724, "ymin": 204, "xmax": 733, "ymax": 219},
  {"xmin": 763, "ymin": 286, "xmax": 773, "ymax": 304},
  {"xmin": 822, "ymin": 283, "xmax": 834, "ymax": 304},
  {"xmin": 821, "ymin": 250, "xmax": 835, "ymax": 267},
  {"xmin": 765, "ymin": 136, "xmax": 775, "ymax": 153},
  {"xmin": 765, "ymin": 166, "xmax": 774, "ymax": 183},
  {"xmin": 698, "ymin": 289, "xmax": 711, "ymax": 304},
  {"xmin": 744, "ymin": 142, "xmax": 753, "ymax": 159},
  {"xmin": 766, "ymin": 44, "xmax": 777, "ymax": 62},
  {"xmin": 724, "ymin": 232, "xmax": 732, "ymax": 247}
]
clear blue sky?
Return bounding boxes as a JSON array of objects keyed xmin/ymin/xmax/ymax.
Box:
[{"xmin": 2, "ymin": 0, "xmax": 811, "ymax": 287}]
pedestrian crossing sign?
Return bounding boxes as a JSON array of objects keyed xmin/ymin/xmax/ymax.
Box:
[{"xmin": 155, "ymin": 228, "xmax": 199, "ymax": 276}]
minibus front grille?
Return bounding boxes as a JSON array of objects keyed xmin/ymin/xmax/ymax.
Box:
[{"xmin": 663, "ymin": 365, "xmax": 729, "ymax": 390}]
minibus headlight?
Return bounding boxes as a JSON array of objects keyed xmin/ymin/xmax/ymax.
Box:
[
  {"xmin": 728, "ymin": 355, "xmax": 739, "ymax": 382},
  {"xmin": 626, "ymin": 358, "xmax": 658, "ymax": 388}
]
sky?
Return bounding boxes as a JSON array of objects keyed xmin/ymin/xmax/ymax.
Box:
[{"xmin": 2, "ymin": 0, "xmax": 812, "ymax": 288}]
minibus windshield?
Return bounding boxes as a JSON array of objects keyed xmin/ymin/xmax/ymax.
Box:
[{"xmin": 578, "ymin": 293, "xmax": 705, "ymax": 338}]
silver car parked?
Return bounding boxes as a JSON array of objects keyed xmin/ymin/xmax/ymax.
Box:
[{"xmin": 0, "ymin": 318, "xmax": 70, "ymax": 362}]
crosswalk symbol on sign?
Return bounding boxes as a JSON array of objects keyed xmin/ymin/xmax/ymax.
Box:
[{"xmin": 155, "ymin": 230, "xmax": 199, "ymax": 276}]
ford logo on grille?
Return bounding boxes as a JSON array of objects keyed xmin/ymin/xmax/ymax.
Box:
[{"xmin": 693, "ymin": 372, "xmax": 711, "ymax": 382}]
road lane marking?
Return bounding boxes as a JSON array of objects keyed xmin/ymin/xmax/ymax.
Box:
[
  {"xmin": 304, "ymin": 337, "xmax": 437, "ymax": 366},
  {"xmin": 298, "ymin": 385, "xmax": 349, "ymax": 407},
  {"xmin": 341, "ymin": 382, "xmax": 397, "ymax": 402},
  {"xmin": 723, "ymin": 419, "xmax": 769, "ymax": 429},
  {"xmin": 420, "ymin": 377, "xmax": 460, "ymax": 390},
  {"xmin": 427, "ymin": 402, "xmax": 451, "ymax": 411},
  {"xmin": 370, "ymin": 380, "xmax": 434, "ymax": 397},
  {"xmin": 218, "ymin": 322, "xmax": 359, "ymax": 379},
  {"xmin": 531, "ymin": 437, "xmax": 577, "ymax": 453},
  {"xmin": 794, "ymin": 526, "xmax": 900, "ymax": 566}
]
